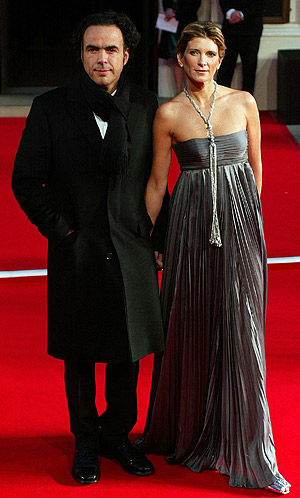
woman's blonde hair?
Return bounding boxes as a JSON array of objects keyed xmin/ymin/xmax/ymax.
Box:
[{"xmin": 176, "ymin": 21, "xmax": 226, "ymax": 59}]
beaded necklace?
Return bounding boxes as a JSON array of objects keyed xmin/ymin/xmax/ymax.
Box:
[{"xmin": 184, "ymin": 80, "xmax": 222, "ymax": 247}]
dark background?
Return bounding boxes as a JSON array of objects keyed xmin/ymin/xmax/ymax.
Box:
[
  {"xmin": 0, "ymin": 0, "xmax": 158, "ymax": 92},
  {"xmin": 264, "ymin": 0, "xmax": 290, "ymax": 22},
  {"xmin": 0, "ymin": 0, "xmax": 290, "ymax": 93},
  {"xmin": 266, "ymin": 0, "xmax": 284, "ymax": 17}
]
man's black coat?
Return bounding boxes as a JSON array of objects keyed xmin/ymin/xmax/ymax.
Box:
[
  {"xmin": 218, "ymin": 1, "xmax": 265, "ymax": 94},
  {"xmin": 219, "ymin": 1, "xmax": 265, "ymax": 30},
  {"xmin": 12, "ymin": 77, "xmax": 165, "ymax": 364}
]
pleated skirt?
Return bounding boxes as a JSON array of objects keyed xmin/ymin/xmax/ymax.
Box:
[{"xmin": 143, "ymin": 150, "xmax": 285, "ymax": 489}]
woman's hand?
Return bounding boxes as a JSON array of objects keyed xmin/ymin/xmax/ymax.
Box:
[{"xmin": 155, "ymin": 251, "xmax": 164, "ymax": 270}]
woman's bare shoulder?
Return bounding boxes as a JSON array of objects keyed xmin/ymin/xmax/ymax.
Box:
[
  {"xmin": 217, "ymin": 84, "xmax": 257, "ymax": 108},
  {"xmin": 154, "ymin": 93, "xmax": 187, "ymax": 125}
]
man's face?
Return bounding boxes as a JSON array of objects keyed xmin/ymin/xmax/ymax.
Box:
[{"xmin": 81, "ymin": 24, "xmax": 129, "ymax": 94}]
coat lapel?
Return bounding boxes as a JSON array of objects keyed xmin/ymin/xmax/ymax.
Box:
[
  {"xmin": 66, "ymin": 79, "xmax": 102, "ymax": 156},
  {"xmin": 65, "ymin": 79, "xmax": 143, "ymax": 157},
  {"xmin": 126, "ymin": 88, "xmax": 140, "ymax": 143}
]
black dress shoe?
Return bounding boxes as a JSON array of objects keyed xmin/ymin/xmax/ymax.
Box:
[
  {"xmin": 100, "ymin": 437, "xmax": 155, "ymax": 476},
  {"xmin": 72, "ymin": 448, "xmax": 100, "ymax": 484}
]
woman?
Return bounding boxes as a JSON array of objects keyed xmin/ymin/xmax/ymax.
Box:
[
  {"xmin": 159, "ymin": 1, "xmax": 201, "ymax": 94},
  {"xmin": 142, "ymin": 21, "xmax": 291, "ymax": 494},
  {"xmin": 159, "ymin": 2, "xmax": 184, "ymax": 94}
]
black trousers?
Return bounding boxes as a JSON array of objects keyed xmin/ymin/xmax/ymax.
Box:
[
  {"xmin": 217, "ymin": 23, "xmax": 263, "ymax": 95},
  {"xmin": 64, "ymin": 359, "xmax": 139, "ymax": 449}
]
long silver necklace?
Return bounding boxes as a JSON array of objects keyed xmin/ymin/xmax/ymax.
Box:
[{"xmin": 184, "ymin": 80, "xmax": 222, "ymax": 247}]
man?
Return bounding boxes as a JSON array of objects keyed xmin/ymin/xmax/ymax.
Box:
[
  {"xmin": 12, "ymin": 12, "xmax": 166, "ymax": 485},
  {"xmin": 217, "ymin": 1, "xmax": 266, "ymax": 94}
]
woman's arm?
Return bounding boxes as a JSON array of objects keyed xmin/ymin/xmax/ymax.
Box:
[
  {"xmin": 245, "ymin": 93, "xmax": 262, "ymax": 195},
  {"xmin": 145, "ymin": 103, "xmax": 173, "ymax": 225}
]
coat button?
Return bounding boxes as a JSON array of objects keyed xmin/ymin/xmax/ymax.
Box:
[{"xmin": 106, "ymin": 252, "xmax": 113, "ymax": 260}]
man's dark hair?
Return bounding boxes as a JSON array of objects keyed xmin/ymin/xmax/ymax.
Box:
[{"xmin": 72, "ymin": 11, "xmax": 141, "ymax": 60}]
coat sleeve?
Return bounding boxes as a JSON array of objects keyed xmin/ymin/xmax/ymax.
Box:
[
  {"xmin": 162, "ymin": 0, "xmax": 177, "ymax": 11},
  {"xmin": 219, "ymin": 0, "xmax": 233, "ymax": 16},
  {"xmin": 176, "ymin": 0, "xmax": 201, "ymax": 21},
  {"xmin": 11, "ymin": 96, "xmax": 72, "ymax": 246}
]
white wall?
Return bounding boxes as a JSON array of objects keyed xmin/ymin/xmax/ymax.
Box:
[{"xmin": 158, "ymin": 0, "xmax": 300, "ymax": 110}]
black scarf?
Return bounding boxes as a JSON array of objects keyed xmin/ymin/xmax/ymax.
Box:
[{"xmin": 80, "ymin": 67, "xmax": 130, "ymax": 176}]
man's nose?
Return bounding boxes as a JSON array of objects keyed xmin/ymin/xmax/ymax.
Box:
[{"xmin": 97, "ymin": 49, "xmax": 107, "ymax": 64}]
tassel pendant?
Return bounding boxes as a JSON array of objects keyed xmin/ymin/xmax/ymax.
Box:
[
  {"xmin": 209, "ymin": 139, "xmax": 222, "ymax": 247},
  {"xmin": 184, "ymin": 82, "xmax": 222, "ymax": 248}
]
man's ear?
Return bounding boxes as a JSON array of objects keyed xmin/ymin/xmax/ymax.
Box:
[{"xmin": 124, "ymin": 49, "xmax": 129, "ymax": 66}]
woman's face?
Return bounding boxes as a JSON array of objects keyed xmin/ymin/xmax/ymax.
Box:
[{"xmin": 178, "ymin": 36, "xmax": 221, "ymax": 85}]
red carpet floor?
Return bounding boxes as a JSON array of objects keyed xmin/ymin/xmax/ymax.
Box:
[
  {"xmin": 0, "ymin": 114, "xmax": 299, "ymax": 496},
  {"xmin": 0, "ymin": 266, "xmax": 299, "ymax": 497},
  {"xmin": 0, "ymin": 118, "xmax": 47, "ymax": 271},
  {"xmin": 0, "ymin": 112, "xmax": 300, "ymax": 271}
]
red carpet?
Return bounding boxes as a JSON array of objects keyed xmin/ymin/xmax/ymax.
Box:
[
  {"xmin": 0, "ymin": 118, "xmax": 47, "ymax": 271},
  {"xmin": 0, "ymin": 266, "xmax": 299, "ymax": 497},
  {"xmin": 0, "ymin": 113, "xmax": 299, "ymax": 496},
  {"xmin": 0, "ymin": 112, "xmax": 300, "ymax": 270}
]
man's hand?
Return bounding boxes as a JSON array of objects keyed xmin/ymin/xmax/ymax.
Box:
[
  {"xmin": 154, "ymin": 251, "xmax": 164, "ymax": 271},
  {"xmin": 229, "ymin": 10, "xmax": 244, "ymax": 24}
]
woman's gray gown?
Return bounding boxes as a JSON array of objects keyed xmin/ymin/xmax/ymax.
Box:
[{"xmin": 143, "ymin": 131, "xmax": 288, "ymax": 489}]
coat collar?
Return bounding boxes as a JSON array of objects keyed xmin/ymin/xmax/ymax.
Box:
[
  {"xmin": 66, "ymin": 78, "xmax": 139, "ymax": 153},
  {"xmin": 66, "ymin": 78, "xmax": 102, "ymax": 154}
]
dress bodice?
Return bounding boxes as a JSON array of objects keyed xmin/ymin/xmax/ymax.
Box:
[{"xmin": 173, "ymin": 130, "xmax": 248, "ymax": 170}]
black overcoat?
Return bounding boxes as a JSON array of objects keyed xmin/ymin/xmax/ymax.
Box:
[
  {"xmin": 219, "ymin": 1, "xmax": 265, "ymax": 30},
  {"xmin": 12, "ymin": 78, "xmax": 165, "ymax": 363}
]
